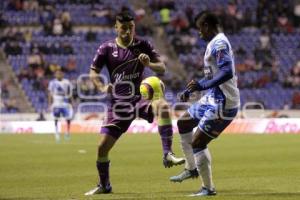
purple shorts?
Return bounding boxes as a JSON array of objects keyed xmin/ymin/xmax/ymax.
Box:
[{"xmin": 100, "ymin": 97, "xmax": 154, "ymax": 139}]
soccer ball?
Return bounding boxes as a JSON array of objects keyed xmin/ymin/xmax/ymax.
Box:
[{"xmin": 140, "ymin": 76, "xmax": 165, "ymax": 100}]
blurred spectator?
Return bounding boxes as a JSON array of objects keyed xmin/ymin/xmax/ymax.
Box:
[
  {"xmin": 236, "ymin": 55, "xmax": 256, "ymax": 73},
  {"xmin": 222, "ymin": 1, "xmax": 242, "ymax": 33},
  {"xmin": 171, "ymin": 12, "xmax": 189, "ymax": 33},
  {"xmin": 28, "ymin": 48, "xmax": 44, "ymax": 69},
  {"xmin": 23, "ymin": 30, "xmax": 32, "ymax": 43},
  {"xmin": 61, "ymin": 42, "xmax": 73, "ymax": 55},
  {"xmin": 277, "ymin": 14, "xmax": 294, "ymax": 33},
  {"xmin": 256, "ymin": 0, "xmax": 294, "ymax": 33},
  {"xmin": 253, "ymin": 32, "xmax": 273, "ymax": 71},
  {"xmin": 136, "ymin": 24, "xmax": 154, "ymax": 36},
  {"xmin": 23, "ymin": 0, "xmax": 39, "ymax": 11},
  {"xmin": 284, "ymin": 61, "xmax": 300, "ymax": 88},
  {"xmin": 4, "ymin": 41, "xmax": 22, "ymax": 55},
  {"xmin": 17, "ymin": 67, "xmax": 31, "ymax": 81},
  {"xmin": 65, "ymin": 56, "xmax": 77, "ymax": 74},
  {"xmin": 294, "ymin": 0, "xmax": 300, "ymax": 26},
  {"xmin": 45, "ymin": 63, "xmax": 61, "ymax": 78},
  {"xmin": 0, "ymin": 12, "xmax": 7, "ymax": 28},
  {"xmin": 43, "ymin": 21, "xmax": 53, "ymax": 36},
  {"xmin": 52, "ymin": 18, "xmax": 63, "ymax": 35},
  {"xmin": 3, "ymin": 99, "xmax": 20, "ymax": 113},
  {"xmin": 270, "ymin": 63, "xmax": 279, "ymax": 82},
  {"xmin": 61, "ymin": 10, "xmax": 73, "ymax": 35},
  {"xmin": 1, "ymin": 81, "xmax": 10, "ymax": 100},
  {"xmin": 160, "ymin": 7, "xmax": 171, "ymax": 26},
  {"xmin": 291, "ymin": 91, "xmax": 300, "ymax": 109},
  {"xmin": 91, "ymin": 4, "xmax": 114, "ymax": 26},
  {"xmin": 7, "ymin": 0, "xmax": 23, "ymax": 11},
  {"xmin": 135, "ymin": 8, "xmax": 146, "ymax": 23},
  {"xmin": 36, "ymin": 111, "xmax": 46, "ymax": 121},
  {"xmin": 254, "ymin": 74, "xmax": 270, "ymax": 88},
  {"xmin": 85, "ymin": 29, "xmax": 97, "ymax": 42}
]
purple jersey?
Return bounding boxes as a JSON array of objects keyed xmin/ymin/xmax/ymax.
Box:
[{"xmin": 91, "ymin": 37, "xmax": 159, "ymax": 101}]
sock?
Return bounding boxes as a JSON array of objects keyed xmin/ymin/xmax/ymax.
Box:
[
  {"xmin": 180, "ymin": 131, "xmax": 196, "ymax": 170},
  {"xmin": 158, "ymin": 118, "xmax": 173, "ymax": 155},
  {"xmin": 66, "ymin": 120, "xmax": 71, "ymax": 136},
  {"xmin": 194, "ymin": 148, "xmax": 214, "ymax": 190},
  {"xmin": 96, "ymin": 158, "xmax": 110, "ymax": 187},
  {"xmin": 54, "ymin": 120, "xmax": 60, "ymax": 141}
]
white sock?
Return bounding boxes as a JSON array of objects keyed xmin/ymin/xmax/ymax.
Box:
[
  {"xmin": 55, "ymin": 124, "xmax": 60, "ymax": 141},
  {"xmin": 194, "ymin": 148, "xmax": 214, "ymax": 190},
  {"xmin": 180, "ymin": 131, "xmax": 196, "ymax": 170}
]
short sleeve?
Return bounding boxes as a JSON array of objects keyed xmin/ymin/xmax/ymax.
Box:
[
  {"xmin": 90, "ymin": 44, "xmax": 107, "ymax": 73},
  {"xmin": 211, "ymin": 40, "xmax": 232, "ymax": 68},
  {"xmin": 144, "ymin": 40, "xmax": 160, "ymax": 61}
]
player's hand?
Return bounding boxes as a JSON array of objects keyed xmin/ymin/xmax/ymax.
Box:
[
  {"xmin": 105, "ymin": 84, "xmax": 113, "ymax": 94},
  {"xmin": 179, "ymin": 89, "xmax": 191, "ymax": 102},
  {"xmin": 96, "ymin": 83, "xmax": 113, "ymax": 94},
  {"xmin": 138, "ymin": 53, "xmax": 150, "ymax": 66},
  {"xmin": 179, "ymin": 80, "xmax": 201, "ymax": 102},
  {"xmin": 186, "ymin": 80, "xmax": 201, "ymax": 92}
]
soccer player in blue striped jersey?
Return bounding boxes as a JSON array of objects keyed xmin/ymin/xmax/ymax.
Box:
[{"xmin": 170, "ymin": 11, "xmax": 240, "ymax": 196}]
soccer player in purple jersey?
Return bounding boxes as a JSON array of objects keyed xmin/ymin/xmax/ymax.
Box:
[{"xmin": 84, "ymin": 11, "xmax": 185, "ymax": 195}]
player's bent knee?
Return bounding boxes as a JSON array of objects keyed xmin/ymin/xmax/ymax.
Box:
[
  {"xmin": 177, "ymin": 120, "xmax": 191, "ymax": 134},
  {"xmin": 98, "ymin": 145, "xmax": 109, "ymax": 157},
  {"xmin": 191, "ymin": 139, "xmax": 207, "ymax": 150},
  {"xmin": 158, "ymin": 103, "xmax": 170, "ymax": 116},
  {"xmin": 97, "ymin": 134, "xmax": 117, "ymax": 156}
]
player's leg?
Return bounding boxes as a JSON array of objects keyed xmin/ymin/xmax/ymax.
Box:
[
  {"xmin": 170, "ymin": 111, "xmax": 199, "ymax": 182},
  {"xmin": 189, "ymin": 128, "xmax": 216, "ymax": 196},
  {"xmin": 54, "ymin": 119, "xmax": 60, "ymax": 142},
  {"xmin": 96, "ymin": 131, "xmax": 117, "ymax": 191},
  {"xmin": 190, "ymin": 107, "xmax": 238, "ymax": 196},
  {"xmin": 152, "ymin": 99, "xmax": 185, "ymax": 167},
  {"xmin": 85, "ymin": 127, "xmax": 119, "ymax": 195},
  {"xmin": 65, "ymin": 119, "xmax": 71, "ymax": 140},
  {"xmin": 63, "ymin": 106, "xmax": 73, "ymax": 140},
  {"xmin": 85, "ymin": 105, "xmax": 134, "ymax": 195},
  {"xmin": 53, "ymin": 107, "xmax": 61, "ymax": 142}
]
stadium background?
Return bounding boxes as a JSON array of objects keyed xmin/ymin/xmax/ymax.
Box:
[{"xmin": 0, "ymin": 0, "xmax": 300, "ymax": 200}]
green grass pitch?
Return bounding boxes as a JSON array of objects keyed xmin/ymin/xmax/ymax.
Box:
[{"xmin": 0, "ymin": 133, "xmax": 300, "ymax": 200}]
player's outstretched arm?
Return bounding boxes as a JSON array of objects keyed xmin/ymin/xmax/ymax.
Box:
[
  {"xmin": 138, "ymin": 53, "xmax": 166, "ymax": 74},
  {"xmin": 89, "ymin": 67, "xmax": 112, "ymax": 93}
]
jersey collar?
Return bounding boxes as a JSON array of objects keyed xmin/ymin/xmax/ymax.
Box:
[{"xmin": 115, "ymin": 37, "xmax": 134, "ymax": 49}]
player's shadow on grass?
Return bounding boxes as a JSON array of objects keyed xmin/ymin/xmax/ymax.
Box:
[{"xmin": 221, "ymin": 189, "xmax": 300, "ymax": 197}]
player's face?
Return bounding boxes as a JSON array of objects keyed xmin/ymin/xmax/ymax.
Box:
[
  {"xmin": 196, "ymin": 19, "xmax": 209, "ymax": 41},
  {"xmin": 115, "ymin": 20, "xmax": 135, "ymax": 43},
  {"xmin": 55, "ymin": 71, "xmax": 64, "ymax": 80}
]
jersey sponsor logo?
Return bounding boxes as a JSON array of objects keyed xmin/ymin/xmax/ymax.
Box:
[{"xmin": 114, "ymin": 71, "xmax": 140, "ymax": 82}]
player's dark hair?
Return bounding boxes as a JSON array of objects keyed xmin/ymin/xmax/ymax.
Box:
[
  {"xmin": 194, "ymin": 11, "xmax": 219, "ymax": 28},
  {"xmin": 116, "ymin": 11, "xmax": 134, "ymax": 23}
]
